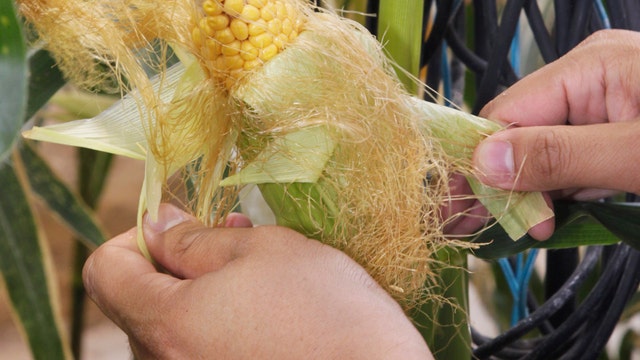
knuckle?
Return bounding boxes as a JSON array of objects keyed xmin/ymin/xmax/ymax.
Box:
[
  {"xmin": 528, "ymin": 129, "xmax": 570, "ymax": 187},
  {"xmin": 168, "ymin": 226, "xmax": 209, "ymax": 263}
]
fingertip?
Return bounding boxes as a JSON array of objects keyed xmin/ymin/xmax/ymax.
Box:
[
  {"xmin": 225, "ymin": 213, "xmax": 253, "ymax": 228},
  {"xmin": 473, "ymin": 137, "xmax": 516, "ymax": 189},
  {"xmin": 527, "ymin": 216, "xmax": 555, "ymax": 241},
  {"xmin": 143, "ymin": 204, "xmax": 195, "ymax": 238}
]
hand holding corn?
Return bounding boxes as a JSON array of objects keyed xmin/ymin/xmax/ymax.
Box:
[{"xmin": 83, "ymin": 203, "xmax": 433, "ymax": 359}]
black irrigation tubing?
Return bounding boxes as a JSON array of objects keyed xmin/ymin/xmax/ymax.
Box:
[
  {"xmin": 364, "ymin": 0, "xmax": 379, "ymax": 37},
  {"xmin": 472, "ymin": 0, "xmax": 498, "ymax": 61},
  {"xmin": 567, "ymin": 0, "xmax": 594, "ymax": 51},
  {"xmin": 607, "ymin": 0, "xmax": 640, "ymax": 30},
  {"xmin": 554, "ymin": 1, "xmax": 573, "ymax": 55},
  {"xmin": 472, "ymin": 0, "xmax": 526, "ymax": 114},
  {"xmin": 570, "ymin": 248, "xmax": 640, "ymax": 360},
  {"xmin": 420, "ymin": 0, "xmax": 460, "ymax": 67},
  {"xmin": 525, "ymin": 292, "xmax": 554, "ymax": 335},
  {"xmin": 449, "ymin": 6, "xmax": 467, "ymax": 106},
  {"xmin": 545, "ymin": 249, "xmax": 579, "ymax": 327},
  {"xmin": 471, "ymin": 329, "xmax": 534, "ymax": 359},
  {"xmin": 425, "ymin": 42, "xmax": 442, "ymax": 101},
  {"xmin": 444, "ymin": 27, "xmax": 486, "ymax": 74},
  {"xmin": 523, "ymin": 0, "xmax": 558, "ymax": 63},
  {"xmin": 472, "ymin": 246, "xmax": 603, "ymax": 358},
  {"xmin": 520, "ymin": 245, "xmax": 632, "ymax": 360}
]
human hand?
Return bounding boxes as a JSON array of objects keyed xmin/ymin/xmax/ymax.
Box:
[
  {"xmin": 83, "ymin": 204, "xmax": 432, "ymax": 359},
  {"xmin": 448, "ymin": 29, "xmax": 640, "ymax": 240}
]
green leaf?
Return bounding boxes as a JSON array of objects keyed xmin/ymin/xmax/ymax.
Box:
[
  {"xmin": 26, "ymin": 50, "xmax": 66, "ymax": 120},
  {"xmin": 0, "ymin": 0, "xmax": 28, "ymax": 162},
  {"xmin": 0, "ymin": 157, "xmax": 70, "ymax": 360},
  {"xmin": 577, "ymin": 202, "xmax": 640, "ymax": 250},
  {"xmin": 471, "ymin": 201, "xmax": 630, "ymax": 259},
  {"xmin": 377, "ymin": 0, "xmax": 424, "ymax": 94},
  {"xmin": 18, "ymin": 142, "xmax": 106, "ymax": 248}
]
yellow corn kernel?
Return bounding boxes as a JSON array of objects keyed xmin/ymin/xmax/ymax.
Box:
[
  {"xmin": 282, "ymin": 18, "xmax": 292, "ymax": 36},
  {"xmin": 224, "ymin": 54, "xmax": 244, "ymax": 70},
  {"xmin": 259, "ymin": 43, "xmax": 278, "ymax": 61},
  {"xmin": 193, "ymin": 0, "xmax": 305, "ymax": 86},
  {"xmin": 215, "ymin": 28, "xmax": 236, "ymax": 44},
  {"xmin": 230, "ymin": 19, "xmax": 249, "ymax": 40},
  {"xmin": 276, "ymin": 2, "xmax": 287, "ymax": 20},
  {"xmin": 203, "ymin": 0, "xmax": 223, "ymax": 16},
  {"xmin": 207, "ymin": 14, "xmax": 230, "ymax": 31},
  {"xmin": 243, "ymin": 58, "xmax": 262, "ymax": 70},
  {"xmin": 199, "ymin": 18, "xmax": 214, "ymax": 37},
  {"xmin": 248, "ymin": 0, "xmax": 267, "ymax": 8},
  {"xmin": 205, "ymin": 38, "xmax": 222, "ymax": 57},
  {"xmin": 241, "ymin": 5, "xmax": 261, "ymax": 22},
  {"xmin": 248, "ymin": 19, "xmax": 268, "ymax": 36},
  {"xmin": 268, "ymin": 18, "xmax": 282, "ymax": 34},
  {"xmin": 192, "ymin": 27, "xmax": 203, "ymax": 47},
  {"xmin": 261, "ymin": 2, "xmax": 277, "ymax": 21},
  {"xmin": 273, "ymin": 33, "xmax": 288, "ymax": 50},
  {"xmin": 250, "ymin": 32, "xmax": 273, "ymax": 48},
  {"xmin": 221, "ymin": 40, "xmax": 242, "ymax": 56},
  {"xmin": 223, "ymin": 0, "xmax": 244, "ymax": 17},
  {"xmin": 240, "ymin": 40, "xmax": 259, "ymax": 60}
]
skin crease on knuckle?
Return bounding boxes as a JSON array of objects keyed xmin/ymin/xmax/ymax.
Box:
[{"xmin": 527, "ymin": 128, "xmax": 571, "ymax": 190}]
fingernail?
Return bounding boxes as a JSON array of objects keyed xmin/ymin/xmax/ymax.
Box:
[
  {"xmin": 143, "ymin": 204, "xmax": 192, "ymax": 236},
  {"xmin": 475, "ymin": 140, "xmax": 515, "ymax": 185}
]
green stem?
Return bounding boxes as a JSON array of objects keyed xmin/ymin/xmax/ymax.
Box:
[
  {"xmin": 377, "ymin": 0, "xmax": 425, "ymax": 94},
  {"xmin": 412, "ymin": 248, "xmax": 470, "ymax": 359}
]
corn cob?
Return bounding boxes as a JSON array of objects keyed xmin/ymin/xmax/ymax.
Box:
[
  {"xmin": 20, "ymin": 0, "xmax": 553, "ymax": 308},
  {"xmin": 192, "ymin": 0, "xmax": 303, "ymax": 86}
]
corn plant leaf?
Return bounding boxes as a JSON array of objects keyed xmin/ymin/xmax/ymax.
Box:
[
  {"xmin": 470, "ymin": 201, "xmax": 633, "ymax": 259},
  {"xmin": 26, "ymin": 50, "xmax": 66, "ymax": 120},
  {"xmin": 0, "ymin": 157, "xmax": 70, "ymax": 360},
  {"xmin": 0, "ymin": 0, "xmax": 28, "ymax": 162},
  {"xmin": 18, "ymin": 142, "xmax": 106, "ymax": 248}
]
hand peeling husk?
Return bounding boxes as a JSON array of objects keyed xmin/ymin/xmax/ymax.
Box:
[{"xmin": 19, "ymin": 0, "xmax": 553, "ymax": 309}]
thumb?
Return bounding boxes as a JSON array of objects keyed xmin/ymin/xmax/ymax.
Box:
[
  {"xmin": 143, "ymin": 204, "xmax": 254, "ymax": 279},
  {"xmin": 473, "ymin": 121, "xmax": 640, "ymax": 193}
]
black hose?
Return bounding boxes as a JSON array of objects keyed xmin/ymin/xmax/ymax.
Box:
[
  {"xmin": 472, "ymin": 0, "xmax": 526, "ymax": 113},
  {"xmin": 523, "ymin": 0, "xmax": 558, "ymax": 63},
  {"xmin": 472, "ymin": 246, "xmax": 603, "ymax": 358},
  {"xmin": 520, "ymin": 245, "xmax": 631, "ymax": 360}
]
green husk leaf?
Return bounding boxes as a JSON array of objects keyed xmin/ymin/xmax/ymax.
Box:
[
  {"xmin": 410, "ymin": 97, "xmax": 554, "ymax": 239},
  {"xmin": 22, "ymin": 62, "xmax": 189, "ymax": 160},
  {"xmin": 220, "ymin": 126, "xmax": 335, "ymax": 186},
  {"xmin": 259, "ymin": 180, "xmax": 339, "ymax": 239}
]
